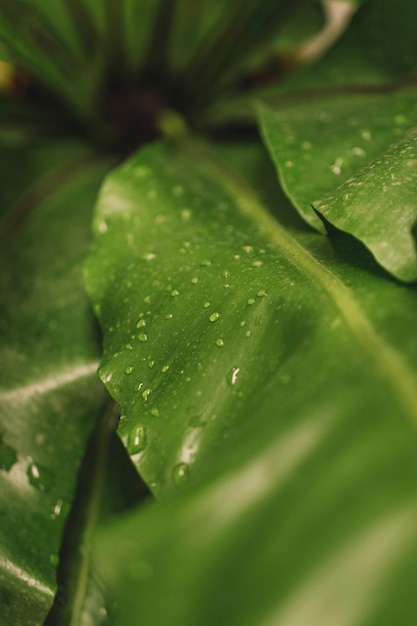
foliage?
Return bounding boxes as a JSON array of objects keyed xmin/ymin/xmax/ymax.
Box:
[{"xmin": 1, "ymin": 1, "xmax": 417, "ymax": 625}]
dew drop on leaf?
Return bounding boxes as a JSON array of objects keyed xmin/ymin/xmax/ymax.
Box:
[
  {"xmin": 173, "ymin": 462, "xmax": 189, "ymax": 486},
  {"xmin": 226, "ymin": 366, "xmax": 240, "ymax": 387},
  {"xmin": 209, "ymin": 312, "xmax": 221, "ymax": 322},
  {"xmin": 138, "ymin": 332, "xmax": 148, "ymax": 342},
  {"xmin": 127, "ymin": 425, "xmax": 147, "ymax": 455},
  {"xmin": 27, "ymin": 460, "xmax": 54, "ymax": 492},
  {"xmin": 142, "ymin": 388, "xmax": 152, "ymax": 401}
]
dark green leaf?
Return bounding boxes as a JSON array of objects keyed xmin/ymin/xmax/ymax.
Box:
[
  {"xmin": 0, "ymin": 126, "xmax": 111, "ymax": 624},
  {"xmin": 88, "ymin": 138, "xmax": 417, "ymax": 625},
  {"xmin": 45, "ymin": 403, "xmax": 150, "ymax": 626}
]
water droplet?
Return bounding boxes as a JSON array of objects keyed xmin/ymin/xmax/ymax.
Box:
[
  {"xmin": 148, "ymin": 360, "xmax": 155, "ymax": 369},
  {"xmin": 128, "ymin": 425, "xmax": 147, "ymax": 454},
  {"xmin": 200, "ymin": 259, "xmax": 212, "ymax": 266},
  {"xmin": 136, "ymin": 319, "xmax": 146, "ymax": 329},
  {"xmin": 215, "ymin": 338, "xmax": 224, "ymax": 347},
  {"xmin": 247, "ymin": 298, "xmax": 255, "ymax": 305},
  {"xmin": 125, "ymin": 343, "xmax": 133, "ymax": 350},
  {"xmin": 144, "ymin": 295, "xmax": 151, "ymax": 304},
  {"xmin": 203, "ymin": 302, "xmax": 210, "ymax": 308},
  {"xmin": 361, "ymin": 129, "xmax": 372, "ymax": 141},
  {"xmin": 243, "ymin": 245, "xmax": 253, "ymax": 254},
  {"xmin": 173, "ymin": 462, "xmax": 189, "ymax": 486},
  {"xmin": 165, "ymin": 313, "xmax": 173, "ymax": 319},
  {"xmin": 161, "ymin": 365, "xmax": 170, "ymax": 373},
  {"xmin": 251, "ymin": 260, "xmax": 263, "ymax": 268},
  {"xmin": 27, "ymin": 460, "xmax": 54, "ymax": 492},
  {"xmin": 142, "ymin": 388, "xmax": 152, "ymax": 401},
  {"xmin": 329, "ymin": 157, "xmax": 343, "ymax": 175},
  {"xmin": 150, "ymin": 407, "xmax": 160, "ymax": 417},
  {"xmin": 257, "ymin": 289, "xmax": 267, "ymax": 297},
  {"xmin": 209, "ymin": 312, "xmax": 221, "ymax": 322},
  {"xmin": 138, "ymin": 332, "xmax": 148, "ymax": 342},
  {"xmin": 191, "ymin": 277, "xmax": 198, "ymax": 284},
  {"xmin": 50, "ymin": 499, "xmax": 65, "ymax": 520},
  {"xmin": 171, "ymin": 289, "xmax": 179, "ymax": 297},
  {"xmin": 142, "ymin": 252, "xmax": 156, "ymax": 261},
  {"xmin": 284, "ymin": 160, "xmax": 293, "ymax": 168},
  {"xmin": 240, "ymin": 321, "xmax": 246, "ymax": 327},
  {"xmin": 181, "ymin": 209, "xmax": 191, "ymax": 221},
  {"xmin": 227, "ymin": 367, "xmax": 240, "ymax": 386},
  {"xmin": 125, "ymin": 366, "xmax": 135, "ymax": 375},
  {"xmin": 234, "ymin": 254, "xmax": 241, "ymax": 260},
  {"xmin": 245, "ymin": 330, "xmax": 252, "ymax": 338}
]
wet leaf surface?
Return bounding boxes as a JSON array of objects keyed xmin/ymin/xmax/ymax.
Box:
[
  {"xmin": 86, "ymin": 138, "xmax": 417, "ymax": 625},
  {"xmin": 0, "ymin": 128, "xmax": 111, "ymax": 625},
  {"xmin": 258, "ymin": 85, "xmax": 417, "ymax": 281}
]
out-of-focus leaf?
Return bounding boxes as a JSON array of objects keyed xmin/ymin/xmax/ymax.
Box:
[
  {"xmin": 363, "ymin": 0, "xmax": 417, "ymax": 76},
  {"xmin": 88, "ymin": 138, "xmax": 417, "ymax": 625},
  {"xmin": 0, "ymin": 119, "xmax": 111, "ymax": 624},
  {"xmin": 45, "ymin": 403, "xmax": 151, "ymax": 626},
  {"xmin": 258, "ymin": 85, "xmax": 417, "ymax": 282}
]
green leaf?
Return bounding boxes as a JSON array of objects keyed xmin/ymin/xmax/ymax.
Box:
[
  {"xmin": 258, "ymin": 85, "xmax": 417, "ymax": 282},
  {"xmin": 0, "ymin": 122, "xmax": 111, "ymax": 624},
  {"xmin": 363, "ymin": 0, "xmax": 417, "ymax": 76},
  {"xmin": 88, "ymin": 138, "xmax": 417, "ymax": 625},
  {"xmin": 45, "ymin": 403, "xmax": 150, "ymax": 626}
]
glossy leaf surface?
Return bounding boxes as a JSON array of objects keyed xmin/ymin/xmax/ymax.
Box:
[
  {"xmin": 87, "ymin": 138, "xmax": 417, "ymax": 625},
  {"xmin": 258, "ymin": 86, "xmax": 417, "ymax": 282},
  {"xmin": 0, "ymin": 127, "xmax": 110, "ymax": 625}
]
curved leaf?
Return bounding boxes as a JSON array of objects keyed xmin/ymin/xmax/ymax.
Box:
[
  {"xmin": 87, "ymin": 138, "xmax": 417, "ymax": 625},
  {"xmin": 258, "ymin": 85, "xmax": 417, "ymax": 281},
  {"xmin": 0, "ymin": 129, "xmax": 111, "ymax": 624}
]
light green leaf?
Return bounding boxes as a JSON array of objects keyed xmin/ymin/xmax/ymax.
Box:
[
  {"xmin": 0, "ymin": 124, "xmax": 111, "ymax": 625},
  {"xmin": 88, "ymin": 138, "xmax": 417, "ymax": 625},
  {"xmin": 258, "ymin": 85, "xmax": 417, "ymax": 282}
]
